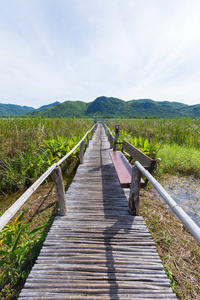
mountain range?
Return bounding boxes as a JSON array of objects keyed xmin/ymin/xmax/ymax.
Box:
[{"xmin": 1, "ymin": 96, "xmax": 200, "ymax": 118}]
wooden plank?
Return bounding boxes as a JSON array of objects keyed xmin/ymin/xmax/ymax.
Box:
[
  {"xmin": 123, "ymin": 140, "xmax": 155, "ymax": 166},
  {"xmin": 109, "ymin": 150, "xmax": 146, "ymax": 188},
  {"xmin": 109, "ymin": 150, "xmax": 132, "ymax": 188}
]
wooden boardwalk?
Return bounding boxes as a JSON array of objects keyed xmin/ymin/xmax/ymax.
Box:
[{"xmin": 19, "ymin": 124, "xmax": 176, "ymax": 299}]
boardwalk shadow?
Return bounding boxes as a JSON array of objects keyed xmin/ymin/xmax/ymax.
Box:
[{"xmin": 99, "ymin": 124, "xmax": 135, "ymax": 299}]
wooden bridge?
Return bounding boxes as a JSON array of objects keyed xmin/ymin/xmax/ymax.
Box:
[{"xmin": 19, "ymin": 124, "xmax": 176, "ymax": 299}]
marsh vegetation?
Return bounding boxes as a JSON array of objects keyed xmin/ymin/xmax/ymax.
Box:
[{"xmin": 0, "ymin": 117, "xmax": 200, "ymax": 299}]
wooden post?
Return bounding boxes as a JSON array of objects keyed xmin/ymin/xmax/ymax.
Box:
[
  {"xmin": 129, "ymin": 165, "xmax": 141, "ymax": 215},
  {"xmin": 87, "ymin": 133, "xmax": 89, "ymax": 148},
  {"xmin": 51, "ymin": 166, "xmax": 67, "ymax": 216},
  {"xmin": 105, "ymin": 127, "xmax": 108, "ymax": 136},
  {"xmin": 108, "ymin": 133, "xmax": 110, "ymax": 147},
  {"xmin": 91, "ymin": 128, "xmax": 94, "ymax": 139},
  {"xmin": 113, "ymin": 123, "xmax": 120, "ymax": 151},
  {"xmin": 113, "ymin": 132, "xmax": 119, "ymax": 151},
  {"xmin": 103, "ymin": 124, "xmax": 107, "ymax": 136},
  {"xmin": 79, "ymin": 140, "xmax": 85, "ymax": 164},
  {"xmin": 108, "ymin": 133, "xmax": 112, "ymax": 149}
]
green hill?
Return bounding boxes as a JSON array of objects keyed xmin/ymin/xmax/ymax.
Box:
[
  {"xmin": 157, "ymin": 101, "xmax": 188, "ymax": 109},
  {"xmin": 126, "ymin": 99, "xmax": 186, "ymax": 118},
  {"xmin": 0, "ymin": 103, "xmax": 34, "ymax": 116},
  {"xmin": 180, "ymin": 104, "xmax": 200, "ymax": 117},
  {"xmin": 86, "ymin": 96, "xmax": 126, "ymax": 118},
  {"xmin": 0, "ymin": 102, "xmax": 60, "ymax": 117},
  {"xmin": 36, "ymin": 101, "xmax": 60, "ymax": 112},
  {"xmin": 36, "ymin": 96, "xmax": 188, "ymax": 118},
  {"xmin": 1, "ymin": 97, "xmax": 200, "ymax": 118},
  {"xmin": 38, "ymin": 101, "xmax": 89, "ymax": 118}
]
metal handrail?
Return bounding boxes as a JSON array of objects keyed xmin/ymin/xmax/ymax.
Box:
[
  {"xmin": 135, "ymin": 161, "xmax": 200, "ymax": 244},
  {"xmin": 0, "ymin": 123, "xmax": 97, "ymax": 231}
]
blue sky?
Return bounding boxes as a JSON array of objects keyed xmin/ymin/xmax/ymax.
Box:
[{"xmin": 1, "ymin": 0, "xmax": 200, "ymax": 108}]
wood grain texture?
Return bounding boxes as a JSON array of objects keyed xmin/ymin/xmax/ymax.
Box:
[
  {"xmin": 50, "ymin": 166, "xmax": 67, "ymax": 216},
  {"xmin": 129, "ymin": 165, "xmax": 141, "ymax": 216},
  {"xmin": 18, "ymin": 124, "xmax": 176, "ymax": 300},
  {"xmin": 122, "ymin": 140, "xmax": 155, "ymax": 166},
  {"xmin": 109, "ymin": 151, "xmax": 132, "ymax": 188}
]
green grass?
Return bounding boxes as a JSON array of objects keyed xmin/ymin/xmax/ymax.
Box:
[
  {"xmin": 107, "ymin": 118, "xmax": 200, "ymax": 147},
  {"xmin": 157, "ymin": 144, "xmax": 200, "ymax": 178}
]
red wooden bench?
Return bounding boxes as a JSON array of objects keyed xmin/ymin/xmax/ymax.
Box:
[{"xmin": 110, "ymin": 140, "xmax": 156, "ymax": 188}]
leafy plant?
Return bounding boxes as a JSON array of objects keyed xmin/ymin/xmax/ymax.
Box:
[
  {"xmin": 161, "ymin": 256, "xmax": 177, "ymax": 290},
  {"xmin": 156, "ymin": 230, "xmax": 172, "ymax": 247},
  {"xmin": 0, "ymin": 212, "xmax": 47, "ymax": 285},
  {"xmin": 0, "ymin": 118, "xmax": 93, "ymax": 194}
]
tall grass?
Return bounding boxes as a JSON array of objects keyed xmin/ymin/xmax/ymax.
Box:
[
  {"xmin": 107, "ymin": 118, "xmax": 200, "ymax": 177},
  {"xmin": 0, "ymin": 117, "xmax": 93, "ymax": 194},
  {"xmin": 107, "ymin": 118, "xmax": 200, "ymax": 147}
]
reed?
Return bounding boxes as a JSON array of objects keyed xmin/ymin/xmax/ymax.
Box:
[{"xmin": 0, "ymin": 117, "xmax": 93, "ymax": 194}]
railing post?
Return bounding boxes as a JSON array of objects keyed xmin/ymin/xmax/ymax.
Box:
[
  {"xmin": 87, "ymin": 133, "xmax": 89, "ymax": 148},
  {"xmin": 79, "ymin": 140, "xmax": 85, "ymax": 164},
  {"xmin": 51, "ymin": 166, "xmax": 67, "ymax": 216},
  {"xmin": 108, "ymin": 133, "xmax": 113, "ymax": 149},
  {"xmin": 129, "ymin": 165, "xmax": 141, "ymax": 215},
  {"xmin": 103, "ymin": 123, "xmax": 108, "ymax": 136},
  {"xmin": 91, "ymin": 128, "xmax": 94, "ymax": 139},
  {"xmin": 113, "ymin": 123, "xmax": 120, "ymax": 151},
  {"xmin": 108, "ymin": 133, "xmax": 111, "ymax": 147},
  {"xmin": 105, "ymin": 127, "xmax": 108, "ymax": 136}
]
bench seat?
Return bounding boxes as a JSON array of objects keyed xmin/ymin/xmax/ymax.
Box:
[
  {"xmin": 110, "ymin": 151, "xmax": 145, "ymax": 188},
  {"xmin": 110, "ymin": 151, "xmax": 131, "ymax": 188}
]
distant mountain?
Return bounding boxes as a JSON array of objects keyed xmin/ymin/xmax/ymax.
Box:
[
  {"xmin": 0, "ymin": 103, "xmax": 34, "ymax": 116},
  {"xmin": 156, "ymin": 101, "xmax": 188, "ymax": 109},
  {"xmin": 32, "ymin": 96, "xmax": 189, "ymax": 118},
  {"xmin": 38, "ymin": 101, "xmax": 89, "ymax": 117},
  {"xmin": 0, "ymin": 101, "xmax": 60, "ymax": 117},
  {"xmin": 36, "ymin": 101, "xmax": 60, "ymax": 112},
  {"xmin": 124, "ymin": 99, "xmax": 182, "ymax": 118},
  {"xmin": 181, "ymin": 104, "xmax": 200, "ymax": 117},
  {"xmin": 86, "ymin": 97, "xmax": 126, "ymax": 118},
  {"xmin": 28, "ymin": 101, "xmax": 61, "ymax": 116},
  {"xmin": 1, "ymin": 97, "xmax": 200, "ymax": 118}
]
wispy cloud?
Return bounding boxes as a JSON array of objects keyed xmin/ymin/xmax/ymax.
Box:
[{"xmin": 0, "ymin": 0, "xmax": 200, "ymax": 107}]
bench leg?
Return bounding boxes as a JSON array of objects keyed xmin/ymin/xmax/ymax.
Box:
[{"xmin": 129, "ymin": 165, "xmax": 141, "ymax": 215}]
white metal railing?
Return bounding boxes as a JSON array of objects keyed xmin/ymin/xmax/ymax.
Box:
[
  {"xmin": 135, "ymin": 161, "xmax": 200, "ymax": 244},
  {"xmin": 0, "ymin": 123, "xmax": 97, "ymax": 232}
]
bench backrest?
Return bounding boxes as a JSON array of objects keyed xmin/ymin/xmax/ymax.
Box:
[{"xmin": 122, "ymin": 140, "xmax": 156, "ymax": 167}]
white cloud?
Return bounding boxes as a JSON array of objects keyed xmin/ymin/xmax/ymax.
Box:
[{"xmin": 0, "ymin": 0, "xmax": 200, "ymax": 107}]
